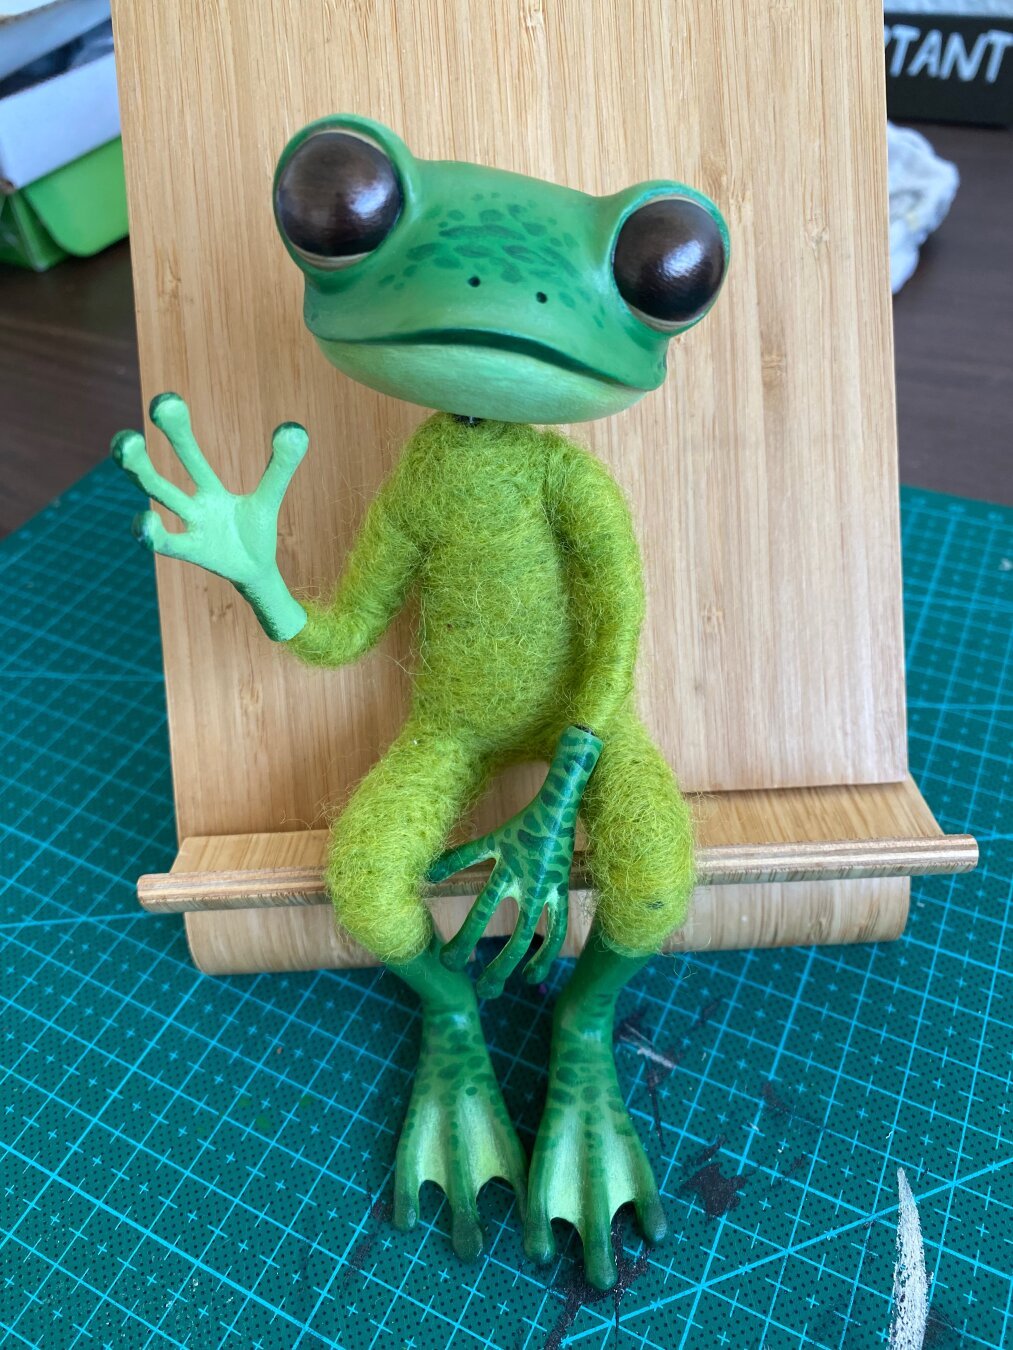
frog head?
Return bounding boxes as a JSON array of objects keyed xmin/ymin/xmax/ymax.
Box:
[{"xmin": 273, "ymin": 115, "xmax": 728, "ymax": 424}]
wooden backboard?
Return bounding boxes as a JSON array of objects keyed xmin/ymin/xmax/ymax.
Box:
[{"xmin": 112, "ymin": 0, "xmax": 905, "ymax": 852}]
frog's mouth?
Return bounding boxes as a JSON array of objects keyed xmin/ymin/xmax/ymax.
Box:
[
  {"xmin": 338, "ymin": 328, "xmax": 643, "ymax": 391},
  {"xmin": 315, "ymin": 325, "xmax": 661, "ymax": 422}
]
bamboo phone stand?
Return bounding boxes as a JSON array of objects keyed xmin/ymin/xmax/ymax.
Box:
[{"xmin": 112, "ymin": 1, "xmax": 977, "ymax": 975}]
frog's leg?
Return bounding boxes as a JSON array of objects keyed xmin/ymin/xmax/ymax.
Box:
[
  {"xmin": 525, "ymin": 711, "xmax": 693, "ymax": 1289},
  {"xmin": 326, "ymin": 721, "xmax": 526, "ymax": 1260}
]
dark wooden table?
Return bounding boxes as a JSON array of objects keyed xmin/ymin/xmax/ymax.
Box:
[
  {"xmin": 1, "ymin": 123, "xmax": 1009, "ymax": 538},
  {"xmin": 0, "ymin": 242, "xmax": 141, "ymax": 537}
]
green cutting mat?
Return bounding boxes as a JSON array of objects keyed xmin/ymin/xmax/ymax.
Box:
[{"xmin": 1, "ymin": 467, "xmax": 1010, "ymax": 1350}]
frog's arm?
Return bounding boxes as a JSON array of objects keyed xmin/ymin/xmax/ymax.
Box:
[
  {"xmin": 542, "ymin": 431, "xmax": 646, "ymax": 735},
  {"xmin": 285, "ymin": 459, "xmax": 422, "ymax": 669}
]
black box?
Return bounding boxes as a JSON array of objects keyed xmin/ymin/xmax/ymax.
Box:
[{"xmin": 884, "ymin": 13, "xmax": 1013, "ymax": 124}]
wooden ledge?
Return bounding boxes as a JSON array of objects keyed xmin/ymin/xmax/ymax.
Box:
[
  {"xmin": 140, "ymin": 774, "xmax": 976, "ymax": 915},
  {"xmin": 140, "ymin": 832, "xmax": 976, "ymax": 915},
  {"xmin": 135, "ymin": 776, "xmax": 976, "ymax": 973}
]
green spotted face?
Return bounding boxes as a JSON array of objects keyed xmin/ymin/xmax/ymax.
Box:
[{"xmin": 273, "ymin": 115, "xmax": 729, "ymax": 423}]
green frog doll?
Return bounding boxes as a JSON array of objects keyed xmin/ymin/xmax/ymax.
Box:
[{"xmin": 113, "ymin": 115, "xmax": 728, "ymax": 1290}]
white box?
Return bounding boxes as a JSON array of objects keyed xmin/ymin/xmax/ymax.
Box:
[{"xmin": 0, "ymin": 2, "xmax": 117, "ymax": 189}]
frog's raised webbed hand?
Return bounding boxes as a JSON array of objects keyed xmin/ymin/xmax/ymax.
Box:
[
  {"xmin": 433, "ymin": 724, "xmax": 602, "ymax": 998},
  {"xmin": 115, "ymin": 393, "xmax": 423, "ymax": 667},
  {"xmin": 113, "ymin": 393, "xmax": 308, "ymax": 641}
]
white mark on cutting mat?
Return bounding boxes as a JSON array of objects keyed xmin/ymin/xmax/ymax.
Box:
[{"xmin": 889, "ymin": 1168, "xmax": 929, "ymax": 1350}]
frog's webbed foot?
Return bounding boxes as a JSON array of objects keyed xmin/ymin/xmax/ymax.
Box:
[
  {"xmin": 524, "ymin": 1019, "xmax": 664, "ymax": 1289},
  {"xmin": 392, "ymin": 977, "xmax": 527, "ymax": 1261},
  {"xmin": 523, "ymin": 933, "xmax": 665, "ymax": 1289}
]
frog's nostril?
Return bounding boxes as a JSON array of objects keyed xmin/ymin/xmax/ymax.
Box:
[
  {"xmin": 467, "ymin": 275, "xmax": 481, "ymax": 288},
  {"xmin": 535, "ymin": 291, "xmax": 548, "ymax": 304}
]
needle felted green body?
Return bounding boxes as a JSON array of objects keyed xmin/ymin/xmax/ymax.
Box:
[
  {"xmin": 115, "ymin": 113, "xmax": 730, "ymax": 1290},
  {"xmin": 288, "ymin": 412, "xmax": 693, "ymax": 967}
]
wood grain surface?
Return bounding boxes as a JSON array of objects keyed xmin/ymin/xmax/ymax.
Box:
[
  {"xmin": 181, "ymin": 878, "xmax": 913, "ymax": 975},
  {"xmin": 111, "ymin": 0, "xmax": 906, "ymax": 853}
]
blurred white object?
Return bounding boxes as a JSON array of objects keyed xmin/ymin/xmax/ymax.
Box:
[
  {"xmin": 887, "ymin": 122, "xmax": 960, "ymax": 292},
  {"xmin": 0, "ymin": 0, "xmax": 109, "ymax": 82}
]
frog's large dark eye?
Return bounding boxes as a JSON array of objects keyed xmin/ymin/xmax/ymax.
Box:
[
  {"xmin": 274, "ymin": 130, "xmax": 403, "ymax": 267},
  {"xmin": 612, "ymin": 197, "xmax": 726, "ymax": 330}
]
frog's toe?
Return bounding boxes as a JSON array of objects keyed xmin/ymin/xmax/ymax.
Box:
[
  {"xmin": 523, "ymin": 1197, "xmax": 556, "ymax": 1266},
  {"xmin": 110, "ymin": 428, "xmax": 144, "ymax": 465},
  {"xmin": 497, "ymin": 1125, "xmax": 529, "ymax": 1221},
  {"xmin": 634, "ymin": 1182, "xmax": 667, "ymax": 1245},
  {"xmin": 148, "ymin": 390, "xmax": 187, "ymax": 425},
  {"xmin": 447, "ymin": 1121, "xmax": 524, "ymax": 1261},
  {"xmin": 392, "ymin": 1153, "xmax": 421, "ymax": 1233},
  {"xmin": 582, "ymin": 1204, "xmax": 619, "ymax": 1292},
  {"xmin": 450, "ymin": 1190, "xmax": 484, "ymax": 1263}
]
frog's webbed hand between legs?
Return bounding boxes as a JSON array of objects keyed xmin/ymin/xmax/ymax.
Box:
[
  {"xmin": 112, "ymin": 392, "xmax": 308, "ymax": 640},
  {"xmin": 432, "ymin": 724, "xmax": 602, "ymax": 999}
]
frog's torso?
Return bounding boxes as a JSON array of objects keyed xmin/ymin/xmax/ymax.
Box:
[{"xmin": 398, "ymin": 414, "xmax": 576, "ymax": 743}]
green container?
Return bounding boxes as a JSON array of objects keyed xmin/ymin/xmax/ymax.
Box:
[{"xmin": 0, "ymin": 136, "xmax": 127, "ymax": 271}]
